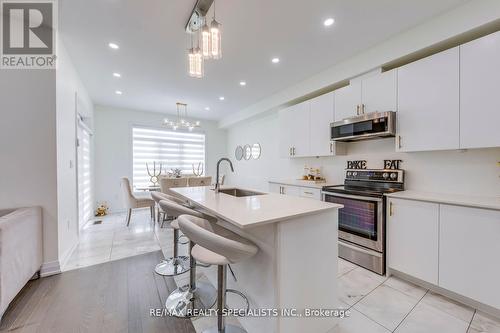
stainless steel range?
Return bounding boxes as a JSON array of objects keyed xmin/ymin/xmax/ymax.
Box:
[{"xmin": 322, "ymin": 169, "xmax": 404, "ymax": 275}]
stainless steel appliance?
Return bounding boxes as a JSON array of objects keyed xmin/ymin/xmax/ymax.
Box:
[
  {"xmin": 331, "ymin": 111, "xmax": 396, "ymax": 142},
  {"xmin": 322, "ymin": 168, "xmax": 404, "ymax": 275}
]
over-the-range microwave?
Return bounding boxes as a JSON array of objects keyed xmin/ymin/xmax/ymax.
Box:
[{"xmin": 331, "ymin": 111, "xmax": 396, "ymax": 142}]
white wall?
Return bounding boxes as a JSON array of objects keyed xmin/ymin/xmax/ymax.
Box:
[
  {"xmin": 94, "ymin": 105, "xmax": 227, "ymax": 212},
  {"xmin": 226, "ymin": 112, "xmax": 500, "ymax": 197},
  {"xmin": 56, "ymin": 40, "xmax": 94, "ymax": 265},
  {"xmin": 0, "ymin": 70, "xmax": 59, "ymax": 266}
]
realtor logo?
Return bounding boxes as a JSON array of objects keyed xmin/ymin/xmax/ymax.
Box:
[{"xmin": 1, "ymin": 0, "xmax": 57, "ymax": 69}]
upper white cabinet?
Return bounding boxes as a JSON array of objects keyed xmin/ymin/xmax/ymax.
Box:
[
  {"xmin": 279, "ymin": 101, "xmax": 310, "ymax": 158},
  {"xmin": 387, "ymin": 198, "xmax": 439, "ymax": 285},
  {"xmin": 279, "ymin": 92, "xmax": 345, "ymax": 158},
  {"xmin": 397, "ymin": 48, "xmax": 460, "ymax": 152},
  {"xmin": 362, "ymin": 70, "xmax": 398, "ymax": 114},
  {"xmin": 439, "ymin": 205, "xmax": 500, "ymax": 309},
  {"xmin": 460, "ymin": 31, "xmax": 500, "ymax": 149},
  {"xmin": 334, "ymin": 81, "xmax": 361, "ymax": 121},
  {"xmin": 334, "ymin": 70, "xmax": 397, "ymax": 122}
]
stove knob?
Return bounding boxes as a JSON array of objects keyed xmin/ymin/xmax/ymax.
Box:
[
  {"xmin": 382, "ymin": 172, "xmax": 389, "ymax": 179},
  {"xmin": 347, "ymin": 172, "xmax": 352, "ymax": 177},
  {"xmin": 390, "ymin": 173, "xmax": 397, "ymax": 180},
  {"xmin": 353, "ymin": 172, "xmax": 358, "ymax": 177}
]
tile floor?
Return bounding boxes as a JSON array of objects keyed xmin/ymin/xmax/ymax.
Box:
[
  {"xmin": 63, "ymin": 208, "xmax": 184, "ymax": 271},
  {"xmin": 64, "ymin": 211, "xmax": 500, "ymax": 332}
]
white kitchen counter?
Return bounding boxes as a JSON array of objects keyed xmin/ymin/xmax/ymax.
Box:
[
  {"xmin": 171, "ymin": 186, "xmax": 342, "ymax": 333},
  {"xmin": 386, "ymin": 190, "xmax": 500, "ymax": 211},
  {"xmin": 172, "ymin": 186, "xmax": 342, "ymax": 229},
  {"xmin": 269, "ymin": 179, "xmax": 339, "ymax": 189}
]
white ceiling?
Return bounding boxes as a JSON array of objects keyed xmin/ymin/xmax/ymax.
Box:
[{"xmin": 60, "ymin": 0, "xmax": 468, "ymax": 121}]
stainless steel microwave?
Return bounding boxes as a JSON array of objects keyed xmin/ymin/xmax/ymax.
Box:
[{"xmin": 331, "ymin": 111, "xmax": 396, "ymax": 142}]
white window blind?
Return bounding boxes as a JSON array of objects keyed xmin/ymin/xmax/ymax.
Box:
[
  {"xmin": 78, "ymin": 127, "xmax": 92, "ymax": 228},
  {"xmin": 132, "ymin": 126, "xmax": 206, "ymax": 189}
]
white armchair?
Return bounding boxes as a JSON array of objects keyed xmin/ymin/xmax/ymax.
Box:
[{"xmin": 0, "ymin": 207, "xmax": 43, "ymax": 320}]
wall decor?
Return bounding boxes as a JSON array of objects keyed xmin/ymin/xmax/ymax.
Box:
[
  {"xmin": 146, "ymin": 161, "xmax": 162, "ymax": 185},
  {"xmin": 347, "ymin": 160, "xmax": 367, "ymax": 169},
  {"xmin": 243, "ymin": 144, "xmax": 252, "ymax": 160},
  {"xmin": 235, "ymin": 146, "xmax": 244, "ymax": 160},
  {"xmin": 384, "ymin": 160, "xmax": 403, "ymax": 170},
  {"xmin": 251, "ymin": 143, "xmax": 261, "ymax": 159}
]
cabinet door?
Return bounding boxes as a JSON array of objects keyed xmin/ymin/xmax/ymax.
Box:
[
  {"xmin": 397, "ymin": 48, "xmax": 460, "ymax": 152},
  {"xmin": 439, "ymin": 205, "xmax": 500, "ymax": 309},
  {"xmin": 290, "ymin": 101, "xmax": 311, "ymax": 157},
  {"xmin": 281, "ymin": 185, "xmax": 300, "ymax": 197},
  {"xmin": 362, "ymin": 70, "xmax": 397, "ymax": 113},
  {"xmin": 279, "ymin": 106, "xmax": 295, "ymax": 158},
  {"xmin": 387, "ymin": 198, "xmax": 439, "ymax": 284},
  {"xmin": 309, "ymin": 92, "xmax": 334, "ymax": 156},
  {"xmin": 460, "ymin": 31, "xmax": 500, "ymax": 149},
  {"xmin": 269, "ymin": 183, "xmax": 282, "ymax": 194},
  {"xmin": 334, "ymin": 81, "xmax": 361, "ymax": 122}
]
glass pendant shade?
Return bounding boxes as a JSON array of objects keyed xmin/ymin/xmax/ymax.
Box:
[
  {"xmin": 201, "ymin": 22, "xmax": 211, "ymax": 59},
  {"xmin": 210, "ymin": 19, "xmax": 222, "ymax": 59},
  {"xmin": 193, "ymin": 47, "xmax": 204, "ymax": 78},
  {"xmin": 188, "ymin": 48, "xmax": 196, "ymax": 77}
]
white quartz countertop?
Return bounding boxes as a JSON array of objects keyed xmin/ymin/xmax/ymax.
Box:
[
  {"xmin": 385, "ymin": 190, "xmax": 500, "ymax": 211},
  {"xmin": 269, "ymin": 179, "xmax": 339, "ymax": 189},
  {"xmin": 171, "ymin": 186, "xmax": 343, "ymax": 229}
]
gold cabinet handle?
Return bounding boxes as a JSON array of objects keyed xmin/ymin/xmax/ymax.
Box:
[
  {"xmin": 389, "ymin": 201, "xmax": 394, "ymax": 216},
  {"xmin": 304, "ymin": 191, "xmax": 314, "ymax": 195},
  {"xmin": 398, "ymin": 136, "xmax": 402, "ymax": 149},
  {"xmin": 361, "ymin": 104, "xmax": 366, "ymax": 114},
  {"xmin": 356, "ymin": 105, "xmax": 360, "ymax": 115}
]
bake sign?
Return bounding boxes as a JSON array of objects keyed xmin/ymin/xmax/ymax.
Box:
[{"xmin": 347, "ymin": 160, "xmax": 367, "ymax": 169}]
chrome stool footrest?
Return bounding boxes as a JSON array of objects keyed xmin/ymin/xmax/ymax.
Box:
[
  {"xmin": 225, "ymin": 289, "xmax": 250, "ymax": 317},
  {"xmin": 154, "ymin": 256, "xmax": 190, "ymax": 276},
  {"xmin": 165, "ymin": 281, "xmax": 217, "ymax": 318}
]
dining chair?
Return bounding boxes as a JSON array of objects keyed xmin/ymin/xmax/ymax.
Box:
[{"xmin": 120, "ymin": 177, "xmax": 155, "ymax": 226}]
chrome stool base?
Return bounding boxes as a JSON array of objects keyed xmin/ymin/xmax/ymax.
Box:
[
  {"xmin": 165, "ymin": 281, "xmax": 217, "ymax": 318},
  {"xmin": 203, "ymin": 325, "xmax": 247, "ymax": 333},
  {"xmin": 154, "ymin": 256, "xmax": 190, "ymax": 276}
]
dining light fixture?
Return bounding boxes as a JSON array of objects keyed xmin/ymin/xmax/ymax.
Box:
[
  {"xmin": 201, "ymin": 21, "xmax": 211, "ymax": 58},
  {"xmin": 163, "ymin": 103, "xmax": 201, "ymax": 131},
  {"xmin": 210, "ymin": 1, "xmax": 222, "ymax": 59},
  {"xmin": 188, "ymin": 34, "xmax": 204, "ymax": 78}
]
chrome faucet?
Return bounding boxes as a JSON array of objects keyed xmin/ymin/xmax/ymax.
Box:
[{"xmin": 215, "ymin": 158, "xmax": 234, "ymax": 193}]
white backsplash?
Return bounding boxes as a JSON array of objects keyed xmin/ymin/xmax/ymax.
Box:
[{"xmin": 226, "ymin": 112, "xmax": 500, "ymax": 196}]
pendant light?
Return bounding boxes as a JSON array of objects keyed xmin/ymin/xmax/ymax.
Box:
[
  {"xmin": 210, "ymin": 0, "xmax": 222, "ymax": 59},
  {"xmin": 163, "ymin": 103, "xmax": 201, "ymax": 131},
  {"xmin": 193, "ymin": 31, "xmax": 204, "ymax": 78},
  {"xmin": 187, "ymin": 34, "xmax": 196, "ymax": 77},
  {"xmin": 201, "ymin": 18, "xmax": 211, "ymax": 59}
]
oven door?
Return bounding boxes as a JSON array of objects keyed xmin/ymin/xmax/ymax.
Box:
[{"xmin": 323, "ymin": 192, "xmax": 384, "ymax": 252}]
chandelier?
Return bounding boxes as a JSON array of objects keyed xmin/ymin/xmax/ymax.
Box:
[
  {"xmin": 186, "ymin": 0, "xmax": 222, "ymax": 78},
  {"xmin": 163, "ymin": 103, "xmax": 201, "ymax": 131}
]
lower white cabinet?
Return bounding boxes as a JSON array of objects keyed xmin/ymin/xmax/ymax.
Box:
[
  {"xmin": 269, "ymin": 183, "xmax": 300, "ymax": 197},
  {"xmin": 439, "ymin": 205, "xmax": 500, "ymax": 309},
  {"xmin": 387, "ymin": 198, "xmax": 439, "ymax": 284},
  {"xmin": 269, "ymin": 182, "xmax": 321, "ymax": 200}
]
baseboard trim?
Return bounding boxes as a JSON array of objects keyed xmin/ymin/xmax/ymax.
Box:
[
  {"xmin": 40, "ymin": 260, "xmax": 61, "ymax": 277},
  {"xmin": 59, "ymin": 241, "xmax": 79, "ymax": 271}
]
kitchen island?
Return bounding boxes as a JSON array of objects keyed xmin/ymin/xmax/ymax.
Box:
[{"xmin": 171, "ymin": 186, "xmax": 343, "ymax": 333}]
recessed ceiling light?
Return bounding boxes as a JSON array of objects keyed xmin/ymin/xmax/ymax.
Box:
[
  {"xmin": 115, "ymin": 90, "xmax": 123, "ymax": 95},
  {"xmin": 108, "ymin": 42, "xmax": 119, "ymax": 49},
  {"xmin": 271, "ymin": 57, "xmax": 280, "ymax": 64},
  {"xmin": 239, "ymin": 81, "xmax": 246, "ymax": 86},
  {"xmin": 205, "ymin": 107, "xmax": 210, "ymax": 111},
  {"xmin": 324, "ymin": 18, "xmax": 335, "ymax": 27},
  {"xmin": 113, "ymin": 72, "xmax": 121, "ymax": 78},
  {"xmin": 219, "ymin": 96, "xmax": 225, "ymax": 101}
]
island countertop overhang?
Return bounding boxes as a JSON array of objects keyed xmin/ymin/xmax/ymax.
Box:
[{"xmin": 170, "ymin": 186, "xmax": 343, "ymax": 229}]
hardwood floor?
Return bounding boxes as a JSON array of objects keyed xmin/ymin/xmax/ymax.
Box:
[{"xmin": 0, "ymin": 251, "xmax": 196, "ymax": 333}]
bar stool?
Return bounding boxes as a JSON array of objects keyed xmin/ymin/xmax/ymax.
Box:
[
  {"xmin": 155, "ymin": 199, "xmax": 203, "ymax": 276},
  {"xmin": 151, "ymin": 191, "xmax": 187, "ymax": 227},
  {"xmin": 178, "ymin": 215, "xmax": 259, "ymax": 333}
]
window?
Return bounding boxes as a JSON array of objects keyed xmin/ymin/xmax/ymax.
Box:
[{"xmin": 132, "ymin": 126, "xmax": 205, "ymax": 189}]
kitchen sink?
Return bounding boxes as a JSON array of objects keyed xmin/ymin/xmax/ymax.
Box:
[{"xmin": 214, "ymin": 188, "xmax": 265, "ymax": 197}]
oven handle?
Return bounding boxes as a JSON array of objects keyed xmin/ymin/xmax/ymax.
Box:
[
  {"xmin": 322, "ymin": 191, "xmax": 383, "ymax": 202},
  {"xmin": 339, "ymin": 240, "xmax": 383, "ymax": 258}
]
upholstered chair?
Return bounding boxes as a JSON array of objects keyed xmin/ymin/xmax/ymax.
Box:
[{"xmin": 120, "ymin": 177, "xmax": 155, "ymax": 226}]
